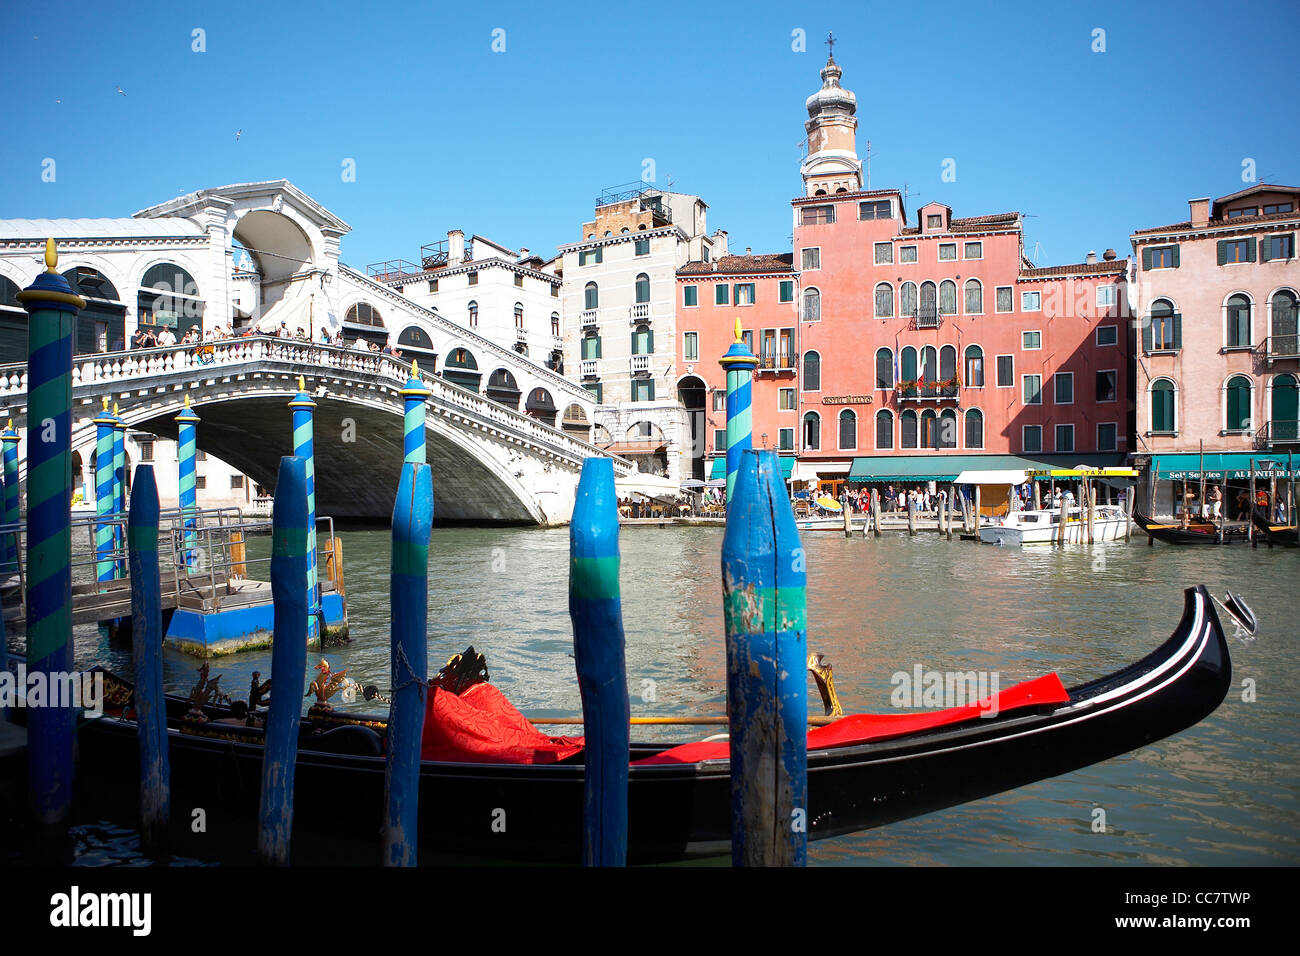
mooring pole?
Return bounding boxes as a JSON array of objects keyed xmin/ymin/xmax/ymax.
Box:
[
  {"xmin": 722, "ymin": 449, "xmax": 808, "ymax": 866},
  {"xmin": 569, "ymin": 457, "xmax": 629, "ymax": 866},
  {"xmin": 92, "ymin": 400, "xmax": 118, "ymax": 586},
  {"xmin": 128, "ymin": 465, "xmax": 170, "ymax": 850},
  {"xmin": 17, "ymin": 239, "xmax": 83, "ymax": 823},
  {"xmin": 288, "ymin": 378, "xmax": 319, "ymax": 644},
  {"xmin": 257, "ymin": 455, "xmax": 309, "ymax": 866},
  {"xmin": 174, "ymin": 395, "xmax": 200, "ymax": 571},
  {"xmin": 401, "ymin": 360, "xmax": 432, "ymax": 464},
  {"xmin": 384, "ymin": 461, "xmax": 432, "ymax": 867},
  {"xmin": 112, "ymin": 404, "xmax": 128, "ymax": 577},
  {"xmin": 719, "ymin": 318, "xmax": 758, "ymax": 510},
  {"xmin": 1, "ymin": 421, "xmax": 19, "ymax": 575}
]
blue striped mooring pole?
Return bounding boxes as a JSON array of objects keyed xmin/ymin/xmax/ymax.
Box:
[
  {"xmin": 383, "ymin": 461, "xmax": 432, "ymax": 866},
  {"xmin": 174, "ymin": 395, "xmax": 200, "ymax": 570},
  {"xmin": 1, "ymin": 421, "xmax": 19, "ymax": 576},
  {"xmin": 400, "ymin": 360, "xmax": 432, "ymax": 464},
  {"xmin": 721, "ymin": 449, "xmax": 809, "ymax": 866},
  {"xmin": 93, "ymin": 399, "xmax": 118, "ymax": 586},
  {"xmin": 128, "ymin": 464, "xmax": 170, "ymax": 849},
  {"xmin": 719, "ymin": 318, "xmax": 758, "ymax": 507},
  {"xmin": 17, "ymin": 239, "xmax": 84, "ymax": 823},
  {"xmin": 568, "ymin": 457, "xmax": 630, "ymax": 866},
  {"xmin": 257, "ymin": 455, "xmax": 310, "ymax": 865},
  {"xmin": 112, "ymin": 404, "xmax": 128, "ymax": 577},
  {"xmin": 288, "ymin": 378, "xmax": 318, "ymax": 644}
]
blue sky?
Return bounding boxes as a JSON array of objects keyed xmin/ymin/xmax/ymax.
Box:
[{"xmin": 2, "ymin": 0, "xmax": 1296, "ymax": 270}]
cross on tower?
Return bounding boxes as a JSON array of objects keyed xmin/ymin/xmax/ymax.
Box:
[{"xmin": 825, "ymin": 32, "xmax": 835, "ymax": 58}]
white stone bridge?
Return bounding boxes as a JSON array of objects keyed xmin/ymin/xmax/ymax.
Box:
[{"xmin": 0, "ymin": 337, "xmax": 629, "ymax": 523}]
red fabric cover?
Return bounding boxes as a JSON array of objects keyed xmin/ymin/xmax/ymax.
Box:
[
  {"xmin": 420, "ymin": 682, "xmax": 584, "ymax": 764},
  {"xmin": 632, "ymin": 672, "xmax": 1070, "ymax": 766}
]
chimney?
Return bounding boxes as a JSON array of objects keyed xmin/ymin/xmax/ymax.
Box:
[
  {"xmin": 517, "ymin": 247, "xmax": 530, "ymax": 261},
  {"xmin": 1103, "ymin": 248, "xmax": 1117, "ymax": 261},
  {"xmin": 448, "ymin": 229, "xmax": 465, "ymax": 264},
  {"xmin": 745, "ymin": 247, "xmax": 752, "ymax": 257},
  {"xmin": 1189, "ymin": 197, "xmax": 1211, "ymax": 228},
  {"xmin": 1085, "ymin": 250, "xmax": 1097, "ymax": 265}
]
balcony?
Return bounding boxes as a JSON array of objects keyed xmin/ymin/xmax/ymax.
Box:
[
  {"xmin": 913, "ymin": 307, "xmax": 942, "ymax": 330},
  {"xmin": 580, "ymin": 360, "xmax": 600, "ymax": 380},
  {"xmin": 1266, "ymin": 334, "xmax": 1300, "ymax": 362},
  {"xmin": 629, "ymin": 302, "xmax": 651, "ymax": 324},
  {"xmin": 898, "ymin": 381, "xmax": 960, "ymax": 402},
  {"xmin": 1258, "ymin": 419, "xmax": 1300, "ymax": 446},
  {"xmin": 581, "ymin": 310, "xmax": 599, "ymax": 329},
  {"xmin": 515, "ymin": 327, "xmax": 527, "ymax": 344},
  {"xmin": 419, "ymin": 241, "xmax": 450, "ymax": 271},
  {"xmin": 552, "ymin": 333, "xmax": 564, "ymax": 350},
  {"xmin": 755, "ymin": 353, "xmax": 797, "ymax": 375},
  {"xmin": 630, "ymin": 354, "xmax": 652, "ymax": 376}
]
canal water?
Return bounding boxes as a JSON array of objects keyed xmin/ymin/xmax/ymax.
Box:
[{"xmin": 15, "ymin": 526, "xmax": 1300, "ymax": 865}]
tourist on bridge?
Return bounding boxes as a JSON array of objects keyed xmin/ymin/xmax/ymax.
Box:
[{"xmin": 157, "ymin": 326, "xmax": 177, "ymax": 347}]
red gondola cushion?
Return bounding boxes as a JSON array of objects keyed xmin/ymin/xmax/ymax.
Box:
[{"xmin": 421, "ymin": 682, "xmax": 584, "ymax": 764}]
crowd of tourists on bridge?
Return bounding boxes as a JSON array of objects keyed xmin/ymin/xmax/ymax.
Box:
[{"xmin": 126, "ymin": 321, "xmax": 408, "ymax": 362}]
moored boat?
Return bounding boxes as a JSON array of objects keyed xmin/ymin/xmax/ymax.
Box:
[
  {"xmin": 1250, "ymin": 508, "xmax": 1299, "ymax": 547},
  {"xmin": 1133, "ymin": 509, "xmax": 1249, "ymax": 545},
  {"xmin": 979, "ymin": 504, "xmax": 1129, "ymax": 545}
]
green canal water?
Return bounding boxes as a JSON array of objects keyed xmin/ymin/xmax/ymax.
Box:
[{"xmin": 14, "ymin": 526, "xmax": 1300, "ymax": 865}]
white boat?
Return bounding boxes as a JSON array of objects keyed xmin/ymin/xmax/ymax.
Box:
[
  {"xmin": 794, "ymin": 515, "xmax": 868, "ymax": 532},
  {"xmin": 979, "ymin": 505, "xmax": 1131, "ymax": 545}
]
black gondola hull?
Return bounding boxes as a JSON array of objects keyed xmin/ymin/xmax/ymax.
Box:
[
  {"xmin": 1133, "ymin": 509, "xmax": 1247, "ymax": 545},
  {"xmin": 1250, "ymin": 508, "xmax": 1299, "ymax": 546}
]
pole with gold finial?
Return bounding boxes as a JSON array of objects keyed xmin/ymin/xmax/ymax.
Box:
[
  {"xmin": 1, "ymin": 419, "xmax": 20, "ymax": 576},
  {"xmin": 288, "ymin": 375, "xmax": 319, "ymax": 645},
  {"xmin": 400, "ymin": 359, "xmax": 432, "ymax": 465},
  {"xmin": 16, "ymin": 238, "xmax": 84, "ymax": 821},
  {"xmin": 718, "ymin": 317, "xmax": 759, "ymax": 509},
  {"xmin": 112, "ymin": 402, "xmax": 129, "ymax": 576},
  {"xmin": 93, "ymin": 397, "xmax": 119, "ymax": 586},
  {"xmin": 175, "ymin": 394, "xmax": 201, "ymax": 570}
]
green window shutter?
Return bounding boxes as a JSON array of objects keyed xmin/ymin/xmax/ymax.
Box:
[
  {"xmin": 715, "ymin": 284, "xmax": 728, "ymax": 305},
  {"xmin": 1142, "ymin": 317, "xmax": 1153, "ymax": 353},
  {"xmin": 647, "ymin": 329, "xmax": 654, "ymax": 353},
  {"xmin": 1261, "ymin": 238, "xmax": 1272, "ymax": 262},
  {"xmin": 1170, "ymin": 245, "xmax": 1180, "ymax": 268},
  {"xmin": 1246, "ymin": 238, "xmax": 1257, "ymax": 262},
  {"xmin": 596, "ymin": 336, "xmax": 602, "ymax": 359},
  {"xmin": 630, "ymin": 331, "xmax": 637, "ymax": 355},
  {"xmin": 1172, "ymin": 314, "xmax": 1182, "ymax": 350},
  {"xmin": 647, "ymin": 380, "xmax": 655, "ymax": 402},
  {"xmin": 684, "ymin": 286, "xmax": 697, "ymax": 306},
  {"xmin": 1217, "ymin": 240, "xmax": 1228, "ymax": 266},
  {"xmin": 1142, "ymin": 248, "xmax": 1153, "ymax": 270}
]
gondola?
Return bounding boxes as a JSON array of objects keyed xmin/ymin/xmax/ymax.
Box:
[
  {"xmin": 1250, "ymin": 508, "xmax": 1299, "ymax": 547},
  {"xmin": 59, "ymin": 585, "xmax": 1230, "ymax": 864},
  {"xmin": 1132, "ymin": 508, "xmax": 1248, "ymax": 545}
]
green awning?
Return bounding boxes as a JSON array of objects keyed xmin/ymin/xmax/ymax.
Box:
[
  {"xmin": 1152, "ymin": 453, "xmax": 1297, "ymax": 480},
  {"xmin": 847, "ymin": 453, "xmax": 1127, "ymax": 483},
  {"xmin": 709, "ymin": 455, "xmax": 795, "ymax": 479}
]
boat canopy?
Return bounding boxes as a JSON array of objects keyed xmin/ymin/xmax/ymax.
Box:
[{"xmin": 953, "ymin": 469, "xmax": 1030, "ymax": 486}]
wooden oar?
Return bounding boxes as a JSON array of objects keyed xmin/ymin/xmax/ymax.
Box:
[{"xmin": 531, "ymin": 715, "xmax": 840, "ymax": 727}]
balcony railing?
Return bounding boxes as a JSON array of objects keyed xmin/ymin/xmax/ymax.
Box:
[
  {"xmin": 580, "ymin": 360, "xmax": 599, "ymax": 379},
  {"xmin": 365, "ymin": 259, "xmax": 422, "ymax": 281},
  {"xmin": 629, "ymin": 302, "xmax": 651, "ymax": 323},
  {"xmin": 630, "ymin": 354, "xmax": 652, "ymax": 376},
  {"xmin": 1259, "ymin": 419, "xmax": 1300, "ymax": 445},
  {"xmin": 515, "ymin": 327, "xmax": 527, "ymax": 343},
  {"xmin": 898, "ymin": 382, "xmax": 960, "ymax": 401},
  {"xmin": 914, "ymin": 307, "xmax": 942, "ymax": 329},
  {"xmin": 1266, "ymin": 334, "xmax": 1300, "ymax": 361},
  {"xmin": 581, "ymin": 310, "xmax": 599, "ymax": 329},
  {"xmin": 420, "ymin": 241, "xmax": 450, "ymax": 271},
  {"xmin": 756, "ymin": 353, "xmax": 797, "ymax": 372}
]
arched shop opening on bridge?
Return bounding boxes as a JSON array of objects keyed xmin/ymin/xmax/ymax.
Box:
[
  {"xmin": 485, "ymin": 368, "xmax": 521, "ymax": 409},
  {"xmin": 343, "ymin": 301, "xmax": 387, "ymax": 349},
  {"xmin": 397, "ymin": 325, "xmax": 438, "ymax": 369},
  {"xmin": 561, "ymin": 402, "xmax": 591, "ymax": 441},
  {"xmin": 524, "ymin": 387, "xmax": 557, "ymax": 427},
  {"xmin": 138, "ymin": 263, "xmax": 203, "ymax": 343},
  {"xmin": 442, "ymin": 347, "xmax": 481, "ymax": 391}
]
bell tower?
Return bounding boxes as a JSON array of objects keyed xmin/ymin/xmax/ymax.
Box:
[{"xmin": 801, "ymin": 34, "xmax": 863, "ymax": 197}]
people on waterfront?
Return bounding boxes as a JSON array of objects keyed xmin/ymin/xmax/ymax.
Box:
[
  {"xmin": 1236, "ymin": 489, "xmax": 1252, "ymax": 520},
  {"xmin": 1206, "ymin": 486, "xmax": 1223, "ymax": 520}
]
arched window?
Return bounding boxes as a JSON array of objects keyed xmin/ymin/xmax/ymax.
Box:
[
  {"xmin": 939, "ymin": 345, "xmax": 957, "ymax": 384},
  {"xmin": 939, "ymin": 279, "xmax": 957, "ymax": 315},
  {"xmin": 631, "ymin": 323, "xmax": 653, "ymax": 355},
  {"xmin": 803, "ymin": 350, "xmax": 821, "ymax": 390},
  {"xmin": 920, "ymin": 281, "xmax": 937, "ymax": 319},
  {"xmin": 900, "ymin": 410, "xmax": 918, "ymax": 449},
  {"xmin": 1272, "ymin": 373, "xmax": 1299, "ymax": 442},
  {"xmin": 839, "ymin": 409, "xmax": 857, "ymax": 450},
  {"xmin": 964, "ymin": 345, "xmax": 984, "ymax": 387},
  {"xmin": 802, "ymin": 287, "xmax": 821, "ymax": 322},
  {"xmin": 874, "ymin": 282, "xmax": 894, "ymax": 318},
  {"xmin": 345, "ymin": 302, "xmax": 384, "ymax": 327},
  {"xmin": 551, "ymin": 311, "xmax": 560, "ymax": 336},
  {"xmin": 514, "ymin": 302, "xmax": 524, "ymax": 329},
  {"xmin": 1145, "ymin": 298, "xmax": 1180, "ymax": 351},
  {"xmin": 900, "ymin": 346, "xmax": 917, "ymax": 383},
  {"xmin": 875, "ymin": 410, "xmax": 893, "ymax": 449},
  {"xmin": 938, "ymin": 409, "xmax": 957, "ymax": 449},
  {"xmin": 1151, "ymin": 379, "xmax": 1176, "ymax": 433},
  {"xmin": 635, "ymin": 273, "xmax": 650, "ymax": 304},
  {"xmin": 442, "ymin": 347, "xmax": 481, "ymax": 391},
  {"xmin": 1225, "ymin": 376, "xmax": 1252, "ymax": 432},
  {"xmin": 65, "ymin": 266, "xmax": 126, "ymax": 354},
  {"xmin": 964, "ymin": 278, "xmax": 983, "ymax": 314},
  {"xmin": 1272, "ymin": 290, "xmax": 1298, "ymax": 354},
  {"xmin": 139, "ymin": 263, "xmax": 201, "ymax": 343},
  {"xmin": 803, "ymin": 412, "xmax": 821, "ymax": 450},
  {"xmin": 467, "ymin": 300, "xmax": 478, "ymax": 328},
  {"xmin": 920, "ymin": 345, "xmax": 937, "ymax": 383},
  {"xmin": 875, "ymin": 347, "xmax": 893, "ymax": 389},
  {"xmin": 485, "ymin": 368, "xmax": 521, "ymax": 409},
  {"xmin": 900, "ymin": 281, "xmax": 917, "ymax": 317},
  {"xmin": 921, "ymin": 409, "xmax": 938, "ymax": 448},
  {"xmin": 581, "ymin": 331, "xmax": 601, "ymax": 360},
  {"xmin": 525, "ymin": 387, "xmax": 557, "ymax": 426},
  {"xmin": 584, "ymin": 282, "xmax": 599, "ymax": 310},
  {"xmin": 965, "ymin": 409, "xmax": 984, "ymax": 449},
  {"xmin": 1226, "ymin": 294, "xmax": 1252, "ymax": 348},
  {"xmin": 397, "ymin": 326, "xmax": 436, "ymax": 364}
]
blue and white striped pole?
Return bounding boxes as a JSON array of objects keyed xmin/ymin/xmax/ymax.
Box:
[
  {"xmin": 721, "ymin": 449, "xmax": 809, "ymax": 866},
  {"xmin": 288, "ymin": 378, "xmax": 318, "ymax": 644},
  {"xmin": 16, "ymin": 238, "xmax": 84, "ymax": 823},
  {"xmin": 93, "ymin": 399, "xmax": 118, "ymax": 586},
  {"xmin": 112, "ymin": 404, "xmax": 128, "ymax": 577},
  {"xmin": 719, "ymin": 318, "xmax": 758, "ymax": 508},
  {"xmin": 400, "ymin": 360, "xmax": 432, "ymax": 464},
  {"xmin": 1, "ymin": 421, "xmax": 19, "ymax": 576},
  {"xmin": 174, "ymin": 396, "xmax": 200, "ymax": 571}
]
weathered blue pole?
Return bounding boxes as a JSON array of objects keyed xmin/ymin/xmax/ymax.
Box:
[
  {"xmin": 1, "ymin": 421, "xmax": 18, "ymax": 575},
  {"xmin": 383, "ymin": 461, "xmax": 432, "ymax": 866},
  {"xmin": 112, "ymin": 404, "xmax": 128, "ymax": 576},
  {"xmin": 128, "ymin": 465, "xmax": 170, "ymax": 849},
  {"xmin": 174, "ymin": 396, "xmax": 200, "ymax": 571},
  {"xmin": 568, "ymin": 457, "xmax": 629, "ymax": 866},
  {"xmin": 288, "ymin": 378, "xmax": 318, "ymax": 645},
  {"xmin": 93, "ymin": 399, "xmax": 117, "ymax": 586},
  {"xmin": 721, "ymin": 448, "xmax": 809, "ymax": 866},
  {"xmin": 257, "ymin": 455, "xmax": 309, "ymax": 866},
  {"xmin": 719, "ymin": 318, "xmax": 758, "ymax": 508},
  {"xmin": 17, "ymin": 239, "xmax": 83, "ymax": 823},
  {"xmin": 401, "ymin": 360, "xmax": 432, "ymax": 464}
]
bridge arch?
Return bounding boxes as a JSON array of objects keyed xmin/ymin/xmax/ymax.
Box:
[{"xmin": 231, "ymin": 208, "xmax": 316, "ymax": 315}]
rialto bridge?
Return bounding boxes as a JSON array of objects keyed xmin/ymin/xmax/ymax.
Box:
[{"xmin": 0, "ymin": 181, "xmax": 622, "ymax": 523}]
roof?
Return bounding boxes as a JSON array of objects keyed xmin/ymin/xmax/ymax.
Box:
[
  {"xmin": 950, "ymin": 212, "xmax": 1020, "ymax": 232},
  {"xmin": 1213, "ymin": 183, "xmax": 1298, "ymax": 205},
  {"xmin": 134, "ymin": 180, "xmax": 352, "ymax": 234},
  {"xmin": 678, "ymin": 253, "xmax": 795, "ymax": 276},
  {"xmin": 1019, "ymin": 259, "xmax": 1128, "ymax": 279},
  {"xmin": 1132, "ymin": 207, "xmax": 1299, "ymax": 237},
  {"xmin": 0, "ymin": 217, "xmax": 205, "ymax": 240}
]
